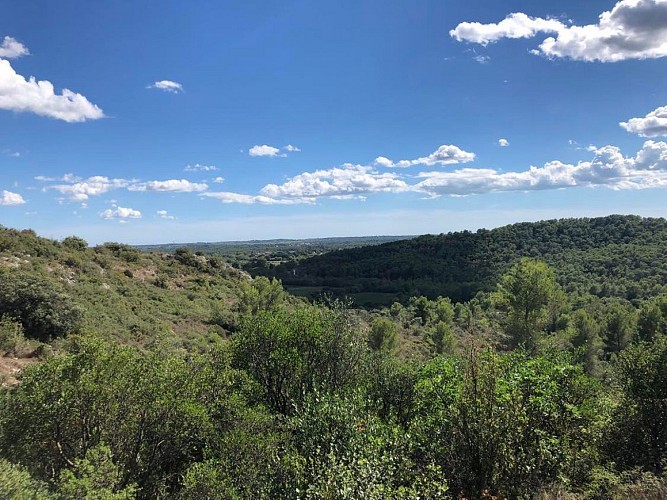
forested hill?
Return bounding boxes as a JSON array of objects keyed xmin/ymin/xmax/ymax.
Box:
[{"xmin": 263, "ymin": 215, "xmax": 667, "ymax": 304}]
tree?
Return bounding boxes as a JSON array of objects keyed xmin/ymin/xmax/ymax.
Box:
[
  {"xmin": 412, "ymin": 348, "xmax": 599, "ymax": 498},
  {"xmin": 430, "ymin": 321, "xmax": 456, "ymax": 355},
  {"xmin": 0, "ymin": 271, "xmax": 82, "ymax": 341},
  {"xmin": 602, "ymin": 300, "xmax": 636, "ymax": 355},
  {"xmin": 232, "ymin": 304, "xmax": 364, "ymax": 414},
  {"xmin": 62, "ymin": 236, "xmax": 88, "ymax": 251},
  {"xmin": 367, "ymin": 317, "xmax": 398, "ymax": 353},
  {"xmin": 236, "ymin": 276, "xmax": 286, "ymax": 316},
  {"xmin": 570, "ymin": 309, "xmax": 603, "ymax": 376},
  {"xmin": 493, "ymin": 259, "xmax": 563, "ymax": 350},
  {"xmin": 606, "ymin": 336, "xmax": 667, "ymax": 472}
]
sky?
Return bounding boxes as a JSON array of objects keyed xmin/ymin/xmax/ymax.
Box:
[{"xmin": 2, "ymin": 0, "xmax": 667, "ymax": 244}]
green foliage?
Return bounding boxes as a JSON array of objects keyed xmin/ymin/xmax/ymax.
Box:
[
  {"xmin": 0, "ymin": 338, "xmax": 262, "ymax": 498},
  {"xmin": 0, "ymin": 270, "xmax": 82, "ymax": 341},
  {"xmin": 571, "ymin": 309, "xmax": 604, "ymax": 376},
  {"xmin": 364, "ymin": 355, "xmax": 418, "ymax": 426},
  {"xmin": 179, "ymin": 461, "xmax": 240, "ymax": 499},
  {"xmin": 2, "ymin": 222, "xmax": 667, "ymax": 497},
  {"xmin": 0, "ymin": 458, "xmax": 53, "ymax": 499},
  {"xmin": 607, "ymin": 336, "xmax": 667, "ymax": 472},
  {"xmin": 368, "ymin": 317, "xmax": 398, "ymax": 352},
  {"xmin": 286, "ymin": 392, "xmax": 448, "ymax": 499},
  {"xmin": 237, "ymin": 276, "xmax": 286, "ymax": 316},
  {"xmin": 0, "ymin": 316, "xmax": 24, "ymax": 355},
  {"xmin": 232, "ymin": 303, "xmax": 364, "ymax": 414},
  {"xmin": 492, "ymin": 258, "xmax": 563, "ymax": 350},
  {"xmin": 62, "ymin": 236, "xmax": 88, "ymax": 251},
  {"xmin": 58, "ymin": 444, "xmax": 137, "ymax": 499},
  {"xmin": 603, "ymin": 299, "xmax": 637, "ymax": 355},
  {"xmin": 412, "ymin": 348, "xmax": 600, "ymax": 498},
  {"xmin": 429, "ymin": 321, "xmax": 456, "ymax": 355},
  {"xmin": 637, "ymin": 294, "xmax": 667, "ymax": 341},
  {"xmin": 264, "ymin": 215, "xmax": 667, "ymax": 305}
]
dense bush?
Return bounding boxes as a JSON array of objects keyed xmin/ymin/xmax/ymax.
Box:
[{"xmin": 0, "ymin": 270, "xmax": 82, "ymax": 341}]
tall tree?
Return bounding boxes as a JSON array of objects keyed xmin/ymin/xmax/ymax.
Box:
[{"xmin": 492, "ymin": 259, "xmax": 563, "ymax": 350}]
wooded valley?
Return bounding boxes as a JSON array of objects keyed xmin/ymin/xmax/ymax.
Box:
[{"xmin": 1, "ymin": 215, "xmax": 667, "ymax": 498}]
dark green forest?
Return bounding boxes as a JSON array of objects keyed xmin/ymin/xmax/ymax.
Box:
[
  {"xmin": 1, "ymin": 216, "xmax": 667, "ymax": 498},
  {"xmin": 262, "ymin": 215, "xmax": 667, "ymax": 305}
]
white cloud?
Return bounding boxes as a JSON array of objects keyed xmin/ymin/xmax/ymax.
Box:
[
  {"xmin": 100, "ymin": 206, "xmax": 142, "ymax": 220},
  {"xmin": 415, "ymin": 140, "xmax": 667, "ymax": 197},
  {"xmin": 260, "ymin": 164, "xmax": 409, "ymax": 199},
  {"xmin": 6, "ymin": 151, "xmax": 20, "ymax": 157},
  {"xmin": 621, "ymin": 105, "xmax": 667, "ymax": 137},
  {"xmin": 451, "ymin": 13, "xmax": 565, "ymax": 45},
  {"xmin": 0, "ymin": 36, "xmax": 29, "ymax": 59},
  {"xmin": 157, "ymin": 209, "xmax": 175, "ymax": 219},
  {"xmin": 48, "ymin": 176, "xmax": 130, "ymax": 201},
  {"xmin": 184, "ymin": 163, "xmax": 218, "ymax": 172},
  {"xmin": 128, "ymin": 179, "xmax": 208, "ymax": 193},
  {"xmin": 212, "ymin": 176, "xmax": 225, "ymax": 183},
  {"xmin": 248, "ymin": 144, "xmax": 301, "ymax": 157},
  {"xmin": 376, "ymin": 144, "xmax": 476, "ymax": 168},
  {"xmin": 147, "ymin": 80, "xmax": 183, "ymax": 93},
  {"xmin": 451, "ymin": 0, "xmax": 667, "ymax": 62},
  {"xmin": 498, "ymin": 138, "xmax": 510, "ymax": 147},
  {"xmin": 202, "ymin": 191, "xmax": 311, "ymax": 205},
  {"xmin": 374, "ymin": 156, "xmax": 395, "ymax": 168},
  {"xmin": 473, "ymin": 54, "xmax": 491, "ymax": 64},
  {"xmin": 0, "ymin": 59, "xmax": 105, "ymax": 122},
  {"xmin": 0, "ymin": 190, "xmax": 25, "ymax": 206},
  {"xmin": 249, "ymin": 145, "xmax": 281, "ymax": 157}
]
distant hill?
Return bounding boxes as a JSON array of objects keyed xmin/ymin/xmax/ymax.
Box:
[
  {"xmin": 260, "ymin": 215, "xmax": 667, "ymax": 305},
  {"xmin": 138, "ymin": 235, "xmax": 413, "ymax": 272}
]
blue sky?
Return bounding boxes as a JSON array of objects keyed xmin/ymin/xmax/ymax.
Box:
[{"xmin": 2, "ymin": 0, "xmax": 667, "ymax": 244}]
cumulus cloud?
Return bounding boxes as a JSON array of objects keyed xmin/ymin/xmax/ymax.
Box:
[
  {"xmin": 260, "ymin": 164, "xmax": 409, "ymax": 199},
  {"xmin": 0, "ymin": 59, "xmax": 105, "ymax": 122},
  {"xmin": 248, "ymin": 144, "xmax": 301, "ymax": 157},
  {"xmin": 184, "ymin": 163, "xmax": 217, "ymax": 172},
  {"xmin": 451, "ymin": 13, "xmax": 565, "ymax": 45},
  {"xmin": 498, "ymin": 138, "xmax": 510, "ymax": 147},
  {"xmin": 211, "ymin": 176, "xmax": 225, "ymax": 183},
  {"xmin": 157, "ymin": 209, "xmax": 175, "ymax": 219},
  {"xmin": 621, "ymin": 105, "xmax": 667, "ymax": 137},
  {"xmin": 248, "ymin": 145, "xmax": 281, "ymax": 157},
  {"xmin": 147, "ymin": 80, "xmax": 183, "ymax": 93},
  {"xmin": 48, "ymin": 176, "xmax": 130, "ymax": 201},
  {"xmin": 99, "ymin": 206, "xmax": 141, "ymax": 220},
  {"xmin": 375, "ymin": 144, "xmax": 476, "ymax": 168},
  {"xmin": 450, "ymin": 0, "xmax": 667, "ymax": 62},
  {"xmin": 0, "ymin": 190, "xmax": 25, "ymax": 206},
  {"xmin": 0, "ymin": 36, "xmax": 29, "ymax": 59},
  {"xmin": 415, "ymin": 140, "xmax": 667, "ymax": 197},
  {"xmin": 128, "ymin": 179, "xmax": 208, "ymax": 193}
]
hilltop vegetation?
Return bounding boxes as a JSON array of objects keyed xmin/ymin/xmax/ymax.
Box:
[
  {"xmin": 1, "ymin": 221, "xmax": 667, "ymax": 497},
  {"xmin": 262, "ymin": 215, "xmax": 667, "ymax": 305},
  {"xmin": 0, "ymin": 227, "xmax": 267, "ymax": 356}
]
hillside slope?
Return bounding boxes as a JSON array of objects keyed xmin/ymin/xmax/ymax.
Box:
[
  {"xmin": 0, "ymin": 228, "xmax": 250, "ymax": 352},
  {"xmin": 263, "ymin": 215, "xmax": 667, "ymax": 304}
]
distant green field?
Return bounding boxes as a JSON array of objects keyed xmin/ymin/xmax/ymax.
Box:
[
  {"xmin": 284, "ymin": 286, "xmax": 325, "ymax": 298},
  {"xmin": 347, "ymin": 292, "xmax": 397, "ymax": 307}
]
